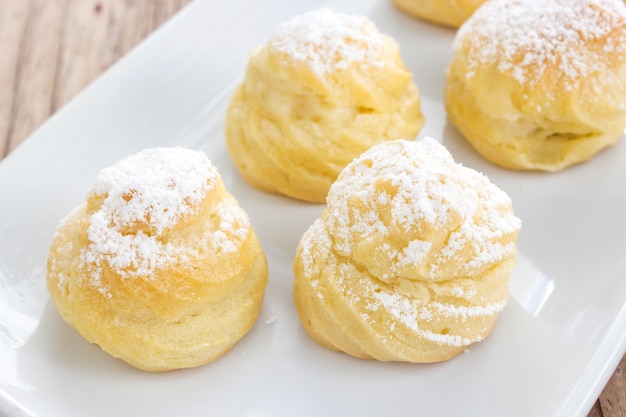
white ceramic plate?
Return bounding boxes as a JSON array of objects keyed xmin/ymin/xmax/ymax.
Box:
[{"xmin": 1, "ymin": 1, "xmax": 625, "ymax": 416}]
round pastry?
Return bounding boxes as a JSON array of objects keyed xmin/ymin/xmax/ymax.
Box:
[
  {"xmin": 225, "ymin": 8, "xmax": 424, "ymax": 203},
  {"xmin": 294, "ymin": 138, "xmax": 521, "ymax": 362},
  {"xmin": 445, "ymin": 0, "xmax": 626, "ymax": 171},
  {"xmin": 46, "ymin": 148, "xmax": 268, "ymax": 371},
  {"xmin": 392, "ymin": 0, "xmax": 487, "ymax": 28}
]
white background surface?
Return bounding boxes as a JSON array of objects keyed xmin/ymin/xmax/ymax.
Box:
[{"xmin": 0, "ymin": 0, "xmax": 625, "ymax": 416}]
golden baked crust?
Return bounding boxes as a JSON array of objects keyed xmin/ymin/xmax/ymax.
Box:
[
  {"xmin": 445, "ymin": 0, "xmax": 626, "ymax": 171},
  {"xmin": 294, "ymin": 138, "xmax": 521, "ymax": 362},
  {"xmin": 225, "ymin": 9, "xmax": 424, "ymax": 203},
  {"xmin": 392, "ymin": 0, "xmax": 487, "ymax": 28},
  {"xmin": 46, "ymin": 148, "xmax": 268, "ymax": 371}
]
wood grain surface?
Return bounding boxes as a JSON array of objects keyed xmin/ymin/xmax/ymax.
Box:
[{"xmin": 0, "ymin": 1, "xmax": 624, "ymax": 416}]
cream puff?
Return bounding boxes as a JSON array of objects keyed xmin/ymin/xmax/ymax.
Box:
[
  {"xmin": 225, "ymin": 8, "xmax": 424, "ymax": 202},
  {"xmin": 46, "ymin": 147, "xmax": 268, "ymax": 371},
  {"xmin": 294, "ymin": 138, "xmax": 521, "ymax": 362},
  {"xmin": 445, "ymin": 0, "xmax": 626, "ymax": 171}
]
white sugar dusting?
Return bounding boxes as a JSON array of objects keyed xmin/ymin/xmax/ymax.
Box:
[
  {"xmin": 206, "ymin": 201, "xmax": 250, "ymax": 254},
  {"xmin": 398, "ymin": 239, "xmax": 432, "ymax": 266},
  {"xmin": 299, "ymin": 218, "xmax": 333, "ymax": 278},
  {"xmin": 431, "ymin": 301, "xmax": 506, "ymax": 321},
  {"xmin": 78, "ymin": 148, "xmax": 244, "ymax": 285},
  {"xmin": 456, "ymin": 0, "xmax": 626, "ymax": 90},
  {"xmin": 269, "ymin": 8, "xmax": 384, "ymax": 76},
  {"xmin": 363, "ymin": 281, "xmax": 492, "ymax": 347},
  {"xmin": 324, "ymin": 137, "xmax": 521, "ymax": 279},
  {"xmin": 89, "ymin": 147, "xmax": 216, "ymax": 234}
]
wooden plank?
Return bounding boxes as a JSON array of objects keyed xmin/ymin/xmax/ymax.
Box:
[
  {"xmin": 599, "ymin": 356, "xmax": 626, "ymax": 417},
  {"xmin": 0, "ymin": 0, "xmax": 28, "ymax": 156},
  {"xmin": 0, "ymin": 0, "xmax": 65, "ymax": 156},
  {"xmin": 589, "ymin": 402, "xmax": 605, "ymax": 417},
  {"xmin": 0, "ymin": 0, "xmax": 190, "ymax": 155}
]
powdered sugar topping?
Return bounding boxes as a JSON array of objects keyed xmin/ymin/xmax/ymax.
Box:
[
  {"xmin": 89, "ymin": 147, "xmax": 216, "ymax": 234},
  {"xmin": 79, "ymin": 148, "xmax": 246, "ymax": 284},
  {"xmin": 455, "ymin": 0, "xmax": 626, "ymax": 90},
  {"xmin": 269, "ymin": 8, "xmax": 384, "ymax": 76},
  {"xmin": 365, "ymin": 283, "xmax": 505, "ymax": 347},
  {"xmin": 324, "ymin": 138, "xmax": 521, "ymax": 281}
]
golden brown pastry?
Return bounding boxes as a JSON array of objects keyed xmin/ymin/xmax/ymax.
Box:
[
  {"xmin": 225, "ymin": 8, "xmax": 424, "ymax": 203},
  {"xmin": 445, "ymin": 0, "xmax": 626, "ymax": 171},
  {"xmin": 46, "ymin": 147, "xmax": 268, "ymax": 371},
  {"xmin": 294, "ymin": 138, "xmax": 521, "ymax": 362},
  {"xmin": 393, "ymin": 0, "xmax": 487, "ymax": 28}
]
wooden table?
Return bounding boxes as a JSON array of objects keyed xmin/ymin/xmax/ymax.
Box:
[{"xmin": 0, "ymin": 1, "xmax": 624, "ymax": 416}]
